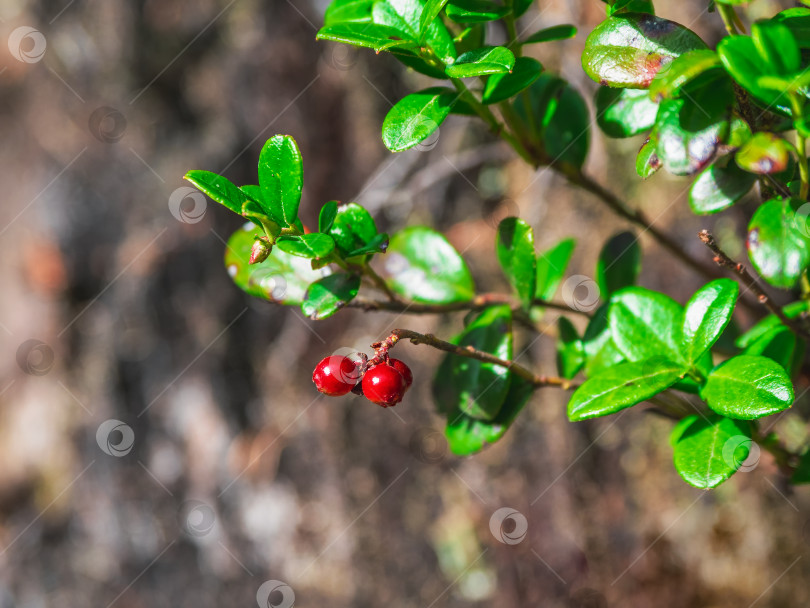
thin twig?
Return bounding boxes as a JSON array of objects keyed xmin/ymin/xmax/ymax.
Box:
[
  {"xmin": 372, "ymin": 328, "xmax": 577, "ymax": 389},
  {"xmin": 698, "ymin": 230, "xmax": 810, "ymax": 341},
  {"xmin": 347, "ymin": 293, "xmax": 591, "ymax": 316}
]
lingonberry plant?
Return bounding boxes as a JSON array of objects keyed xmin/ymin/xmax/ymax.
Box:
[{"xmin": 186, "ymin": 0, "xmax": 810, "ymax": 489}]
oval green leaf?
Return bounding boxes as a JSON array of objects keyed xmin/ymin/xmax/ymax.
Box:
[
  {"xmin": 382, "ymin": 87, "xmax": 457, "ymax": 152},
  {"xmin": 445, "ymin": 0, "xmax": 510, "ymax": 23},
  {"xmin": 328, "ymin": 202, "xmax": 380, "ymax": 258},
  {"xmin": 735, "ymin": 132, "xmax": 791, "ymax": 175},
  {"xmin": 275, "ymin": 233, "xmax": 336, "ymax": 259},
  {"xmin": 536, "ymin": 237, "xmax": 576, "ymax": 301},
  {"xmin": 496, "ymin": 217, "xmax": 536, "ymax": 309},
  {"xmin": 701, "ymin": 355, "xmax": 794, "ymax": 420},
  {"xmin": 689, "ymin": 158, "xmax": 757, "ymax": 215},
  {"xmin": 680, "ymin": 279, "xmax": 738, "ymax": 365},
  {"xmin": 747, "ymin": 197, "xmax": 810, "ymax": 289},
  {"xmin": 673, "ymin": 415, "xmax": 751, "ymax": 489},
  {"xmin": 595, "ymin": 87, "xmax": 659, "ymax": 138},
  {"xmin": 445, "ymin": 46, "xmax": 515, "ymax": 77},
  {"xmin": 608, "ymin": 287, "xmax": 684, "ymax": 364},
  {"xmin": 258, "ymin": 135, "xmax": 303, "ymax": 227},
  {"xmin": 557, "ymin": 317, "xmax": 585, "ymax": 379},
  {"xmin": 301, "ymin": 272, "xmax": 361, "ymax": 320},
  {"xmin": 482, "ymin": 57, "xmax": 543, "ymax": 105},
  {"xmin": 523, "ymin": 24, "xmax": 577, "ymax": 45}
]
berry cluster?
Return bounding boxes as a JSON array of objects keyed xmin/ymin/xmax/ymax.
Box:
[{"xmin": 312, "ymin": 353, "xmax": 412, "ymax": 407}]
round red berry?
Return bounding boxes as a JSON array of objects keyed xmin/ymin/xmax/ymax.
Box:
[
  {"xmin": 362, "ymin": 364, "xmax": 406, "ymax": 407},
  {"xmin": 389, "ymin": 358, "xmax": 413, "ymax": 389},
  {"xmin": 313, "ymin": 355, "xmax": 359, "ymax": 396}
]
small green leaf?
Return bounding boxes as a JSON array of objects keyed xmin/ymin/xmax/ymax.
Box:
[
  {"xmin": 328, "ymin": 202, "xmax": 379, "ymax": 258},
  {"xmin": 496, "ymin": 217, "xmax": 536, "ymax": 309},
  {"xmin": 445, "ymin": 0, "xmax": 510, "ymax": 23},
  {"xmin": 318, "ymin": 201, "xmax": 339, "ymax": 233},
  {"xmin": 437, "ymin": 306, "xmax": 513, "ymax": 420},
  {"xmin": 689, "ymin": 158, "xmax": 757, "ymax": 215},
  {"xmin": 536, "ymin": 238, "xmax": 576, "ymax": 301},
  {"xmin": 701, "ymin": 355, "xmax": 794, "ymax": 420},
  {"xmin": 445, "ymin": 46, "xmax": 515, "ymax": 77},
  {"xmin": 595, "ymin": 87, "xmax": 659, "ymax": 138},
  {"xmin": 375, "ymin": 0, "xmax": 457, "ymax": 60},
  {"xmin": 743, "ymin": 326, "xmax": 801, "ymax": 375},
  {"xmin": 607, "ymin": 0, "xmax": 654, "ymax": 16},
  {"xmin": 316, "ymin": 22, "xmax": 419, "ymax": 52},
  {"xmin": 482, "ymin": 57, "xmax": 543, "ymax": 105},
  {"xmin": 384, "ymin": 226, "xmax": 475, "ymax": 303},
  {"xmin": 583, "ymin": 303, "xmax": 626, "ymax": 376},
  {"xmin": 567, "ymin": 357, "xmax": 685, "ymax": 421},
  {"xmin": 736, "ymin": 300, "xmax": 810, "ymax": 348},
  {"xmin": 636, "ymin": 138, "xmax": 661, "ymax": 178},
  {"xmin": 275, "ymin": 233, "xmax": 336, "ymax": 259},
  {"xmin": 596, "ymin": 231, "xmax": 640, "ymax": 296},
  {"xmin": 609, "ymin": 287, "xmax": 684, "ymax": 364},
  {"xmin": 582, "ymin": 14, "xmax": 706, "ymax": 88},
  {"xmin": 258, "ymin": 135, "xmax": 303, "ymax": 228},
  {"xmin": 680, "ymin": 279, "xmax": 738, "ymax": 365},
  {"xmin": 673, "ymin": 415, "xmax": 751, "ymax": 489},
  {"xmin": 184, "ymin": 170, "xmax": 250, "ymax": 216},
  {"xmin": 324, "ymin": 0, "xmax": 374, "ymax": 25},
  {"xmin": 382, "ymin": 87, "xmax": 457, "ymax": 152},
  {"xmin": 419, "ymin": 0, "xmax": 449, "ymax": 39},
  {"xmin": 301, "ymin": 273, "xmax": 361, "ymax": 320},
  {"xmin": 347, "ymin": 232, "xmax": 389, "ymax": 257},
  {"xmin": 753, "ymin": 20, "xmax": 800, "ymax": 76},
  {"xmin": 669, "ymin": 415, "xmax": 698, "ymax": 448},
  {"xmin": 444, "ymin": 374, "xmax": 534, "ymax": 456},
  {"xmin": 225, "ymin": 223, "xmax": 331, "ymax": 305},
  {"xmin": 648, "ymin": 49, "xmax": 721, "ymax": 101},
  {"xmin": 523, "ymin": 24, "xmax": 577, "ymax": 45},
  {"xmin": 773, "ymin": 8, "xmax": 810, "ymax": 50},
  {"xmin": 557, "ymin": 317, "xmax": 585, "ymax": 379},
  {"xmin": 735, "ymin": 132, "xmax": 791, "ymax": 175},
  {"xmin": 747, "ymin": 198, "xmax": 810, "ymax": 289}
]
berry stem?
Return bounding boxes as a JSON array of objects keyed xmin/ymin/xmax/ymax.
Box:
[{"xmin": 373, "ymin": 329, "xmax": 578, "ymax": 389}]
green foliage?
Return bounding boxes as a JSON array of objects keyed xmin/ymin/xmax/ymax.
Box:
[
  {"xmin": 673, "ymin": 416, "xmax": 751, "ymax": 489},
  {"xmin": 382, "ymin": 88, "xmax": 457, "ymax": 152},
  {"xmin": 595, "ymin": 87, "xmax": 659, "ymax": 138},
  {"xmin": 748, "ymin": 198, "xmax": 810, "ymax": 289},
  {"xmin": 446, "ymin": 46, "xmax": 515, "ymax": 77},
  {"xmin": 596, "ymin": 231, "xmax": 641, "ymax": 296},
  {"xmin": 701, "ymin": 355, "xmax": 794, "ymax": 419},
  {"xmin": 496, "ymin": 218, "xmax": 536, "ymax": 309}
]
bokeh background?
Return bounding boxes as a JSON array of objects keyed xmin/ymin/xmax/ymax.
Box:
[{"xmin": 1, "ymin": 0, "xmax": 809, "ymax": 606}]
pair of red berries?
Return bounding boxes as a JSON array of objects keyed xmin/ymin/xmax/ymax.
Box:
[{"xmin": 312, "ymin": 355, "xmax": 413, "ymax": 407}]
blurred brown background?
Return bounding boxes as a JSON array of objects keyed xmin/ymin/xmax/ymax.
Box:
[{"xmin": 1, "ymin": 0, "xmax": 809, "ymax": 606}]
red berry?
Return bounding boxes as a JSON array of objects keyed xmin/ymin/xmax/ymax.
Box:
[
  {"xmin": 313, "ymin": 356, "xmax": 360, "ymax": 396},
  {"xmin": 389, "ymin": 358, "xmax": 413, "ymax": 389},
  {"xmin": 362, "ymin": 364, "xmax": 407, "ymax": 407}
]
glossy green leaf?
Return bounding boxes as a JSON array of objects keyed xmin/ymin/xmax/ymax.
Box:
[
  {"xmin": 607, "ymin": 0, "xmax": 654, "ymax": 15},
  {"xmin": 669, "ymin": 415, "xmax": 698, "ymax": 448},
  {"xmin": 237, "ymin": 185, "xmax": 282, "ymax": 230},
  {"xmin": 384, "ymin": 226, "xmax": 475, "ymax": 303},
  {"xmin": 318, "ymin": 201, "xmax": 339, "ymax": 233},
  {"xmin": 717, "ymin": 34, "xmax": 791, "ymax": 115},
  {"xmin": 482, "ymin": 57, "xmax": 543, "ymax": 105},
  {"xmin": 316, "ymin": 23, "xmax": 419, "ymax": 52},
  {"xmin": 444, "ymin": 374, "xmax": 534, "ymax": 456},
  {"xmin": 328, "ymin": 202, "xmax": 379, "ymax": 257},
  {"xmin": 348, "ymin": 232, "xmax": 389, "ymax": 257},
  {"xmin": 701, "ymin": 355, "xmax": 794, "ymax": 420},
  {"xmin": 438, "ymin": 306, "xmax": 513, "ymax": 420},
  {"xmin": 275, "ymin": 233, "xmax": 336, "ymax": 259},
  {"xmin": 445, "ymin": 0, "xmax": 510, "ymax": 23},
  {"xmin": 636, "ymin": 138, "xmax": 661, "ymax": 178},
  {"xmin": 595, "ymin": 87, "xmax": 659, "ymax": 138},
  {"xmin": 673, "ymin": 415, "xmax": 751, "ymax": 489},
  {"xmin": 567, "ymin": 357, "xmax": 685, "ymax": 421},
  {"xmin": 596, "ymin": 231, "xmax": 640, "ymax": 296},
  {"xmin": 515, "ymin": 74, "xmax": 590, "ymax": 167},
  {"xmin": 608, "ymin": 287, "xmax": 684, "ymax": 364},
  {"xmin": 735, "ymin": 132, "xmax": 791, "ymax": 175},
  {"xmin": 184, "ymin": 170, "xmax": 245, "ymax": 216},
  {"xmin": 301, "ymin": 273, "xmax": 361, "ymax": 320},
  {"xmin": 257, "ymin": 135, "xmax": 303, "ymax": 227},
  {"xmin": 652, "ymin": 95, "xmax": 729, "ymax": 176},
  {"xmin": 736, "ymin": 300, "xmax": 810, "ymax": 348},
  {"xmin": 496, "ymin": 217, "xmax": 536, "ymax": 309},
  {"xmin": 523, "ymin": 24, "xmax": 577, "ymax": 45},
  {"xmin": 753, "ymin": 20, "xmax": 800, "ymax": 76},
  {"xmin": 689, "ymin": 158, "xmax": 757, "ymax": 215},
  {"xmin": 445, "ymin": 46, "xmax": 515, "ymax": 77},
  {"xmin": 382, "ymin": 87, "xmax": 456, "ymax": 152},
  {"xmin": 648, "ymin": 49, "xmax": 721, "ymax": 101},
  {"xmin": 747, "ymin": 198, "xmax": 810, "ymax": 289},
  {"xmin": 324, "ymin": 0, "xmax": 374, "ymax": 25},
  {"xmin": 743, "ymin": 326, "xmax": 801, "ymax": 375},
  {"xmin": 419, "ymin": 0, "xmax": 449, "ymax": 39},
  {"xmin": 773, "ymin": 8, "xmax": 810, "ymax": 50},
  {"xmin": 582, "ymin": 14, "xmax": 706, "ymax": 88},
  {"xmin": 583, "ymin": 303, "xmax": 626, "ymax": 376},
  {"xmin": 557, "ymin": 317, "xmax": 585, "ymax": 379},
  {"xmin": 536, "ymin": 238, "xmax": 576, "ymax": 301},
  {"xmin": 375, "ymin": 0, "xmax": 457, "ymax": 60},
  {"xmin": 225, "ymin": 223, "xmax": 330, "ymax": 305},
  {"xmin": 680, "ymin": 279, "xmax": 738, "ymax": 365}
]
